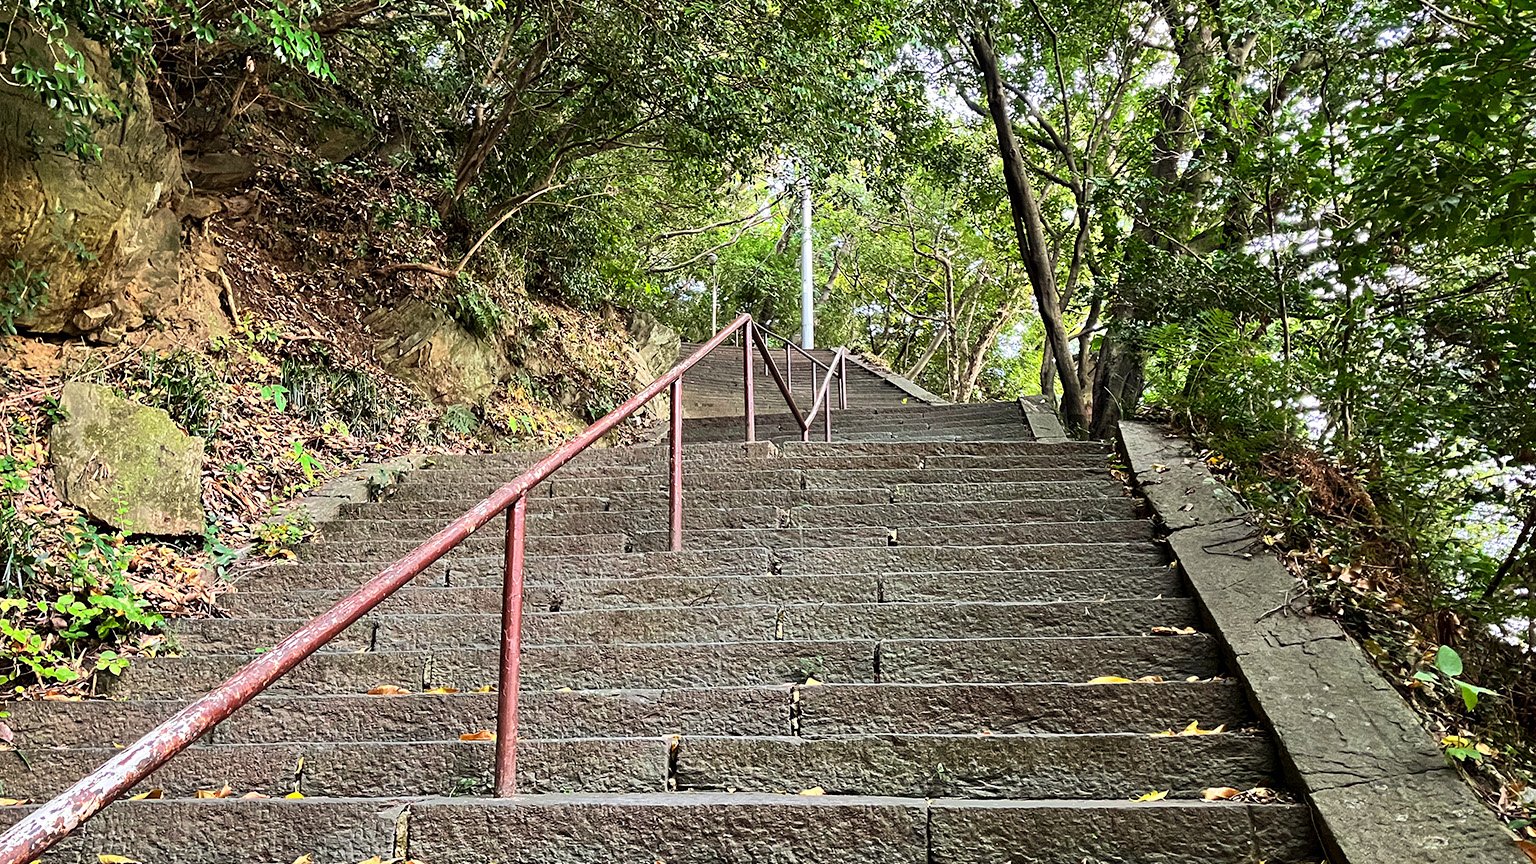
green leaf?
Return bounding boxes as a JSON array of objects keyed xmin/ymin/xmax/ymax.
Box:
[{"xmin": 1433, "ymin": 645, "xmax": 1463, "ymax": 678}]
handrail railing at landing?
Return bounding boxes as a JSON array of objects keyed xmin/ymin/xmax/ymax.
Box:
[
  {"xmin": 738, "ymin": 321, "xmax": 845, "ymax": 408},
  {"xmin": 0, "ymin": 314, "xmax": 848, "ymax": 864}
]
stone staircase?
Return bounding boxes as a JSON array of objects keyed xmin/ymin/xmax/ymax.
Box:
[{"xmin": 0, "ymin": 346, "xmax": 1324, "ymax": 862}]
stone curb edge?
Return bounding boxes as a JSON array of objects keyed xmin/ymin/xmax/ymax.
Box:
[
  {"xmin": 1116, "ymin": 420, "xmax": 1521, "ymax": 864},
  {"xmin": 1017, "ymin": 396, "xmax": 1068, "ymax": 442},
  {"xmin": 841, "ymin": 352, "xmax": 948, "ymax": 405}
]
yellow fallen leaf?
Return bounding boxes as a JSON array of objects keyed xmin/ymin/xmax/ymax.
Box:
[
  {"xmin": 473, "ymin": 685, "xmax": 494, "ymax": 693},
  {"xmin": 798, "ymin": 786, "xmax": 825, "ymax": 796},
  {"xmin": 1150, "ymin": 626, "xmax": 1197, "ymax": 636},
  {"xmin": 1178, "ymin": 721, "xmax": 1227, "ymax": 736},
  {"xmin": 0, "ymin": 798, "xmax": 27, "ymax": 806},
  {"xmin": 241, "ymin": 792, "xmax": 270, "ymax": 799},
  {"xmin": 802, "ymin": 677, "xmax": 823, "ymax": 687},
  {"xmin": 1202, "ymin": 787, "xmax": 1241, "ymax": 801},
  {"xmin": 1087, "ymin": 676, "xmax": 1133, "ymax": 684},
  {"xmin": 127, "ymin": 789, "xmax": 163, "ymax": 801},
  {"xmin": 194, "ymin": 785, "xmax": 234, "ymax": 799},
  {"xmin": 1135, "ymin": 790, "xmax": 1169, "ymax": 802},
  {"xmin": 284, "ymin": 792, "xmax": 305, "ymax": 799},
  {"xmin": 1136, "ymin": 675, "xmax": 1167, "ymax": 683},
  {"xmin": 356, "ymin": 857, "xmax": 385, "ymax": 864},
  {"xmin": 98, "ymin": 856, "xmax": 141, "ymax": 864},
  {"xmin": 291, "ymin": 856, "xmax": 314, "ymax": 864},
  {"xmin": 366, "ymin": 684, "xmax": 409, "ymax": 696},
  {"xmin": 424, "ymin": 687, "xmax": 459, "ymax": 695},
  {"xmin": 460, "ymin": 729, "xmax": 495, "ymax": 742}
]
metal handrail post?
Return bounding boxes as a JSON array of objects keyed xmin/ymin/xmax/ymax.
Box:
[
  {"xmin": 668, "ymin": 379, "xmax": 684, "ymax": 551},
  {"xmin": 493, "ymin": 494, "xmax": 528, "ymax": 797},
  {"xmin": 786, "ymin": 345, "xmax": 793, "ymax": 390},
  {"xmin": 838, "ymin": 352, "xmax": 847, "ymax": 410},
  {"xmin": 743, "ymin": 326, "xmax": 756, "ymax": 442}
]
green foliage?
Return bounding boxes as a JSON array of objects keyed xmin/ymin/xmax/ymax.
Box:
[
  {"xmin": 1415, "ymin": 646, "xmax": 1499, "ymax": 714},
  {"xmin": 116, "ymin": 350, "xmax": 223, "ymax": 437},
  {"xmin": 253, "ymin": 508, "xmax": 314, "ymax": 559},
  {"xmin": 438, "ymin": 404, "xmax": 480, "ymax": 437},
  {"xmin": 450, "ymin": 286, "xmax": 506, "ymax": 339},
  {"xmin": 279, "ymin": 354, "xmax": 394, "ymax": 435},
  {"xmin": 1, "ymin": 260, "xmax": 48, "ymax": 336},
  {"xmin": 259, "ymin": 383, "xmax": 290, "ymax": 412}
]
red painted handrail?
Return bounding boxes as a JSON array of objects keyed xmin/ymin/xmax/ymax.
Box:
[{"xmin": 0, "ymin": 313, "xmax": 845, "ymax": 864}]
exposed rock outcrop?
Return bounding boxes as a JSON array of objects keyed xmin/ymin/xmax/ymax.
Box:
[
  {"xmin": 0, "ymin": 23, "xmax": 183, "ymax": 339},
  {"xmin": 366, "ymin": 302, "xmax": 511, "ymax": 405},
  {"xmin": 49, "ymin": 382, "xmax": 206, "ymax": 536}
]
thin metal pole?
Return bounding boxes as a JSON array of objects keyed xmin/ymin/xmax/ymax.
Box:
[
  {"xmin": 838, "ymin": 353, "xmax": 847, "ymax": 410},
  {"xmin": 668, "ymin": 379, "xmax": 683, "ymax": 551},
  {"xmin": 800, "ymin": 175, "xmax": 814, "ymax": 349},
  {"xmin": 811, "ymin": 366, "xmax": 818, "ymax": 405},
  {"xmin": 785, "ymin": 346, "xmax": 793, "ymax": 390},
  {"xmin": 824, "ymin": 393, "xmax": 832, "ymax": 441},
  {"xmin": 743, "ymin": 325, "xmax": 755, "ymax": 442},
  {"xmin": 494, "ymin": 495, "xmax": 527, "ymax": 797}
]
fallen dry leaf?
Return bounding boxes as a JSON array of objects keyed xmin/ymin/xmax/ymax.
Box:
[
  {"xmin": 1087, "ymin": 676, "xmax": 1134, "ymax": 684},
  {"xmin": 98, "ymin": 856, "xmax": 141, "ymax": 864},
  {"xmin": 1135, "ymin": 790, "xmax": 1169, "ymax": 802},
  {"xmin": 194, "ymin": 785, "xmax": 234, "ymax": 799},
  {"xmin": 291, "ymin": 856, "xmax": 314, "ymax": 864},
  {"xmin": 1201, "ymin": 787, "xmax": 1241, "ymax": 801},
  {"xmin": 284, "ymin": 792, "xmax": 305, "ymax": 799},
  {"xmin": 798, "ymin": 786, "xmax": 825, "ymax": 796},
  {"xmin": 460, "ymin": 729, "xmax": 495, "ymax": 742},
  {"xmin": 241, "ymin": 792, "xmax": 270, "ymax": 799},
  {"xmin": 366, "ymin": 684, "xmax": 409, "ymax": 696},
  {"xmin": 126, "ymin": 789, "xmax": 163, "ymax": 801},
  {"xmin": 423, "ymin": 687, "xmax": 459, "ymax": 695},
  {"xmin": 1178, "ymin": 721, "xmax": 1227, "ymax": 736},
  {"xmin": 0, "ymin": 798, "xmax": 27, "ymax": 806},
  {"xmin": 1150, "ymin": 626, "xmax": 1197, "ymax": 636}
]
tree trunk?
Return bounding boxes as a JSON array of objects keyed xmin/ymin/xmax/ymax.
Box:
[
  {"xmin": 1089, "ymin": 325, "xmax": 1145, "ymax": 439},
  {"xmin": 969, "ymin": 30, "xmax": 1089, "ymax": 434}
]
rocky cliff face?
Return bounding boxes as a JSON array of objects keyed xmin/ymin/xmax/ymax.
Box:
[{"xmin": 0, "ymin": 23, "xmax": 183, "ymax": 342}]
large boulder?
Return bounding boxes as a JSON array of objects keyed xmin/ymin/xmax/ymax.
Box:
[
  {"xmin": 366, "ymin": 302, "xmax": 512, "ymax": 404},
  {"xmin": 0, "ymin": 21, "xmax": 183, "ymax": 339},
  {"xmin": 627, "ymin": 312, "xmax": 682, "ymax": 384},
  {"xmin": 49, "ymin": 382, "xmax": 206, "ymax": 536}
]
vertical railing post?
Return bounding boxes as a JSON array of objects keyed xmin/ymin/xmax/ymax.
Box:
[
  {"xmin": 494, "ymin": 495, "xmax": 528, "ymax": 797},
  {"xmin": 668, "ymin": 378, "xmax": 684, "ymax": 551},
  {"xmin": 824, "ymin": 391, "xmax": 833, "ymax": 441},
  {"xmin": 786, "ymin": 345, "xmax": 793, "ymax": 390},
  {"xmin": 810, "ymin": 365, "xmax": 818, "ymax": 405},
  {"xmin": 838, "ymin": 353, "xmax": 848, "ymax": 410},
  {"xmin": 743, "ymin": 324, "xmax": 755, "ymax": 442}
]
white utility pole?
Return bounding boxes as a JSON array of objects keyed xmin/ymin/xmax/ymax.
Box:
[{"xmin": 799, "ymin": 175, "xmax": 814, "ymax": 349}]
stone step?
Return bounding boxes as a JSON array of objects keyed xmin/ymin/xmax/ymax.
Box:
[
  {"xmin": 249, "ymin": 539, "xmax": 1166, "ymax": 585},
  {"xmin": 334, "ymin": 495, "xmax": 1141, "ymax": 529},
  {"xmin": 430, "ymin": 449, "xmax": 1109, "ymax": 472},
  {"xmin": 302, "ymin": 520, "xmax": 1156, "ymax": 560},
  {"xmin": 671, "ymin": 732, "xmax": 1280, "ymax": 799},
  {"xmin": 291, "ymin": 531, "xmax": 630, "ymax": 563},
  {"xmin": 7, "ymin": 681, "xmax": 1251, "ymax": 748},
  {"xmin": 168, "ymin": 598, "xmax": 1202, "ymax": 652},
  {"xmin": 220, "ymin": 566, "xmax": 1182, "ymax": 617},
  {"xmin": 782, "ymin": 441, "xmax": 1109, "ymax": 457},
  {"xmin": 226, "ymin": 548, "xmax": 774, "ymax": 593},
  {"xmin": 684, "ymin": 428, "xmax": 1036, "ymax": 445},
  {"xmin": 107, "ymin": 635, "xmax": 1223, "ymax": 697},
  {"xmin": 0, "ymin": 794, "xmax": 1320, "ymax": 864},
  {"xmin": 391, "ymin": 464, "xmax": 1111, "ymax": 492},
  {"xmin": 0, "ymin": 738, "xmax": 667, "ymax": 799}
]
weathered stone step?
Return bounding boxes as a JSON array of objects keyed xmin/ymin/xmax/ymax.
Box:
[
  {"xmin": 672, "ymin": 732, "xmax": 1279, "ymax": 799},
  {"xmin": 0, "ymin": 794, "xmax": 1320, "ymax": 864},
  {"xmin": 227, "ymin": 548, "xmax": 773, "ymax": 593},
  {"xmin": 432, "ymin": 449, "xmax": 1109, "ymax": 473},
  {"xmin": 108, "ymin": 636, "xmax": 1222, "ymax": 697},
  {"xmin": 0, "ymin": 738, "xmax": 667, "ymax": 798},
  {"xmin": 685, "ymin": 428, "xmax": 1035, "ymax": 445},
  {"xmin": 303, "ymin": 520, "xmax": 1155, "ymax": 561},
  {"xmin": 773, "ymin": 542, "xmax": 1167, "ymax": 573},
  {"xmin": 7, "ymin": 680, "xmax": 1251, "ymax": 747},
  {"xmin": 782, "ymin": 440, "xmax": 1109, "ymax": 457},
  {"xmin": 392, "ymin": 464, "xmax": 1110, "ymax": 493},
  {"xmin": 334, "ymin": 495, "xmax": 1140, "ymax": 529},
  {"xmin": 221, "ymin": 566, "xmax": 1182, "ymax": 617},
  {"xmin": 292, "ymin": 531, "xmax": 625, "ymax": 562},
  {"xmin": 6, "ymin": 687, "xmax": 790, "ymax": 746},
  {"xmin": 169, "ymin": 598, "xmax": 1201, "ymax": 652}
]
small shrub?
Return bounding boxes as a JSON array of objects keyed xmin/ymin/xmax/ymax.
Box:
[
  {"xmin": 1, "ymin": 260, "xmax": 46, "ymax": 336},
  {"xmin": 254, "ymin": 509, "xmax": 315, "ymax": 559},
  {"xmin": 451, "ymin": 286, "xmax": 506, "ymax": 339}
]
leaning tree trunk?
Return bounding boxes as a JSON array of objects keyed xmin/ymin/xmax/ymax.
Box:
[{"xmin": 969, "ymin": 30, "xmax": 1089, "ymax": 434}]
